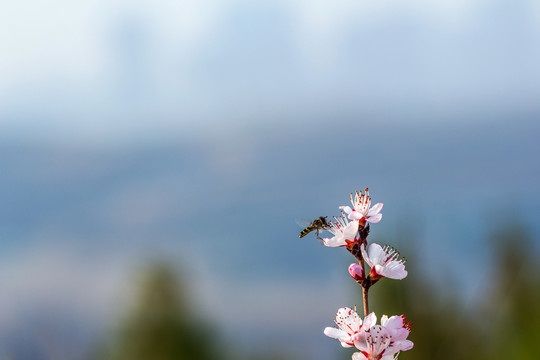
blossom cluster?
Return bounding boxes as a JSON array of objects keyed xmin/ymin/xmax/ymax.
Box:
[
  {"xmin": 313, "ymin": 188, "xmax": 413, "ymax": 360},
  {"xmin": 324, "ymin": 307, "xmax": 413, "ymax": 360},
  {"xmin": 322, "ymin": 188, "xmax": 383, "ymax": 248},
  {"xmin": 322, "ymin": 189, "xmax": 407, "ymax": 282}
]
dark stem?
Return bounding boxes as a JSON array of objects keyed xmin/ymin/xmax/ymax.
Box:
[{"xmin": 347, "ymin": 223, "xmax": 372, "ymax": 317}]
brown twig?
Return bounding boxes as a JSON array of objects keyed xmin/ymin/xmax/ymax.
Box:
[
  {"xmin": 347, "ymin": 223, "xmax": 372, "ymax": 316},
  {"xmin": 362, "ymin": 286, "xmax": 370, "ymax": 317}
]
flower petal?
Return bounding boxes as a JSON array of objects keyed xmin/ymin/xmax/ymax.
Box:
[
  {"xmin": 352, "ymin": 352, "xmax": 368, "ymax": 360},
  {"xmin": 367, "ymin": 203, "xmax": 383, "ymax": 216},
  {"xmin": 348, "ymin": 211, "xmax": 364, "ymax": 221},
  {"xmin": 362, "ymin": 312, "xmax": 377, "ymax": 329},
  {"xmin": 353, "ymin": 332, "xmax": 369, "ymax": 352},
  {"xmin": 377, "ymin": 262, "xmax": 408, "ymax": 280},
  {"xmin": 397, "ymin": 339, "xmax": 414, "ymax": 351},
  {"xmin": 335, "ymin": 307, "xmax": 363, "ymax": 334},
  {"xmin": 343, "ymin": 220, "xmax": 360, "ymax": 240},
  {"xmin": 339, "ymin": 206, "xmax": 352, "ymax": 214},
  {"xmin": 322, "ymin": 236, "xmax": 347, "ymax": 247},
  {"xmin": 366, "ymin": 243, "xmax": 387, "ymax": 266},
  {"xmin": 324, "ymin": 327, "xmax": 348, "ymax": 339},
  {"xmin": 367, "ymin": 213, "xmax": 382, "ymax": 223},
  {"xmin": 381, "ymin": 315, "xmax": 403, "ymax": 330},
  {"xmin": 390, "ymin": 327, "xmax": 410, "ymax": 342},
  {"xmin": 360, "ymin": 244, "xmax": 373, "ymax": 267}
]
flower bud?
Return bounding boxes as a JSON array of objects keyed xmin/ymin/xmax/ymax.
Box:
[{"xmin": 348, "ymin": 263, "xmax": 365, "ymax": 281}]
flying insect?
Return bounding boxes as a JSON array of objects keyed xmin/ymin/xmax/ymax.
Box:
[{"xmin": 298, "ymin": 216, "xmax": 330, "ymax": 240}]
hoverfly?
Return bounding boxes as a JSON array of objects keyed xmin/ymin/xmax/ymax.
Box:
[{"xmin": 298, "ymin": 216, "xmax": 330, "ymax": 241}]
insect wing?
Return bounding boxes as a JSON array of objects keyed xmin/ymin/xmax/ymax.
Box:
[{"xmin": 295, "ymin": 219, "xmax": 312, "ymax": 228}]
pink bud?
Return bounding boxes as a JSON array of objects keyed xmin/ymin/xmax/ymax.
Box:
[{"xmin": 348, "ymin": 263, "xmax": 365, "ymax": 281}]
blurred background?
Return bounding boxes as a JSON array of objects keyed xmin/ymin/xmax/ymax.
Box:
[{"xmin": 1, "ymin": 0, "xmax": 539, "ymax": 359}]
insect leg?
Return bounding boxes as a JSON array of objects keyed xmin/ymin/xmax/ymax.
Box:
[{"xmin": 315, "ymin": 229, "xmax": 324, "ymax": 243}]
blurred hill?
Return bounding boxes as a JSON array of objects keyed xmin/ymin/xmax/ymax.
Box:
[
  {"xmin": 96, "ymin": 262, "xmax": 295, "ymax": 360},
  {"xmin": 98, "ymin": 263, "xmax": 218, "ymax": 360},
  {"xmin": 95, "ymin": 223, "xmax": 540, "ymax": 360}
]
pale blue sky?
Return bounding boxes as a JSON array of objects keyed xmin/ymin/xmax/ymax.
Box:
[{"xmin": 1, "ymin": 0, "xmax": 539, "ymax": 144}]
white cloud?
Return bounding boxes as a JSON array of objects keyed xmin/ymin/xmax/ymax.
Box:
[
  {"xmin": 0, "ymin": 0, "xmax": 106, "ymax": 87},
  {"xmin": 0, "ymin": 0, "xmax": 490, "ymax": 92},
  {"xmin": 288, "ymin": 0, "xmax": 482, "ymax": 71},
  {"xmin": 0, "ymin": 0, "xmax": 538, "ymax": 145}
]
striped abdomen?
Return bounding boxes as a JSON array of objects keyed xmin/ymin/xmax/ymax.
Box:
[{"xmin": 299, "ymin": 226, "xmax": 316, "ymax": 238}]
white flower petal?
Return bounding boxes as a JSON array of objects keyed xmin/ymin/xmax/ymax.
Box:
[
  {"xmin": 381, "ymin": 315, "xmax": 402, "ymax": 330},
  {"xmin": 324, "ymin": 327, "xmax": 348, "ymax": 339},
  {"xmin": 361, "ymin": 244, "xmax": 372, "ymax": 267},
  {"xmin": 378, "ymin": 262, "xmax": 407, "ymax": 280},
  {"xmin": 322, "ymin": 218, "xmax": 358, "ymax": 248},
  {"xmin": 335, "ymin": 307, "xmax": 363, "ymax": 334},
  {"xmin": 348, "ymin": 211, "xmax": 363, "ymax": 220},
  {"xmin": 362, "ymin": 312, "xmax": 377, "ymax": 329},
  {"xmin": 344, "ymin": 220, "xmax": 359, "ymax": 239},
  {"xmin": 322, "ymin": 236, "xmax": 346, "ymax": 247},
  {"xmin": 367, "ymin": 243, "xmax": 387, "ymax": 266},
  {"xmin": 367, "ymin": 203, "xmax": 383, "ymax": 216},
  {"xmin": 396, "ymin": 339, "xmax": 414, "ymax": 351},
  {"xmin": 367, "ymin": 213, "xmax": 382, "ymax": 223},
  {"xmin": 353, "ymin": 333, "xmax": 369, "ymax": 352},
  {"xmin": 339, "ymin": 205, "xmax": 352, "ymax": 214},
  {"xmin": 390, "ymin": 327, "xmax": 410, "ymax": 342},
  {"xmin": 352, "ymin": 352, "xmax": 368, "ymax": 360},
  {"xmin": 373, "ymin": 264, "xmax": 385, "ymax": 277}
]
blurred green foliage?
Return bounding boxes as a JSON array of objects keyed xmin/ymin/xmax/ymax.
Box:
[
  {"xmin": 96, "ymin": 263, "xmax": 291, "ymax": 360},
  {"xmin": 481, "ymin": 227, "xmax": 540, "ymax": 360},
  {"xmin": 96, "ymin": 224, "xmax": 539, "ymax": 360},
  {"xmin": 365, "ymin": 226, "xmax": 540, "ymax": 360},
  {"xmin": 99, "ymin": 263, "xmax": 218, "ymax": 360}
]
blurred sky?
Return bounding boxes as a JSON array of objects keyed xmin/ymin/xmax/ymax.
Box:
[{"xmin": 1, "ymin": 1, "xmax": 540, "ymax": 359}]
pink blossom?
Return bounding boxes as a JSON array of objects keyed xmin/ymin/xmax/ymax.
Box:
[
  {"xmin": 324, "ymin": 307, "xmax": 376, "ymax": 348},
  {"xmin": 351, "ymin": 313, "xmax": 413, "ymax": 360},
  {"xmin": 361, "ymin": 243, "xmax": 407, "ymax": 280},
  {"xmin": 321, "ymin": 216, "xmax": 359, "ymax": 247},
  {"xmin": 339, "ymin": 188, "xmax": 383, "ymax": 225},
  {"xmin": 381, "ymin": 315, "xmax": 414, "ymax": 351}
]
